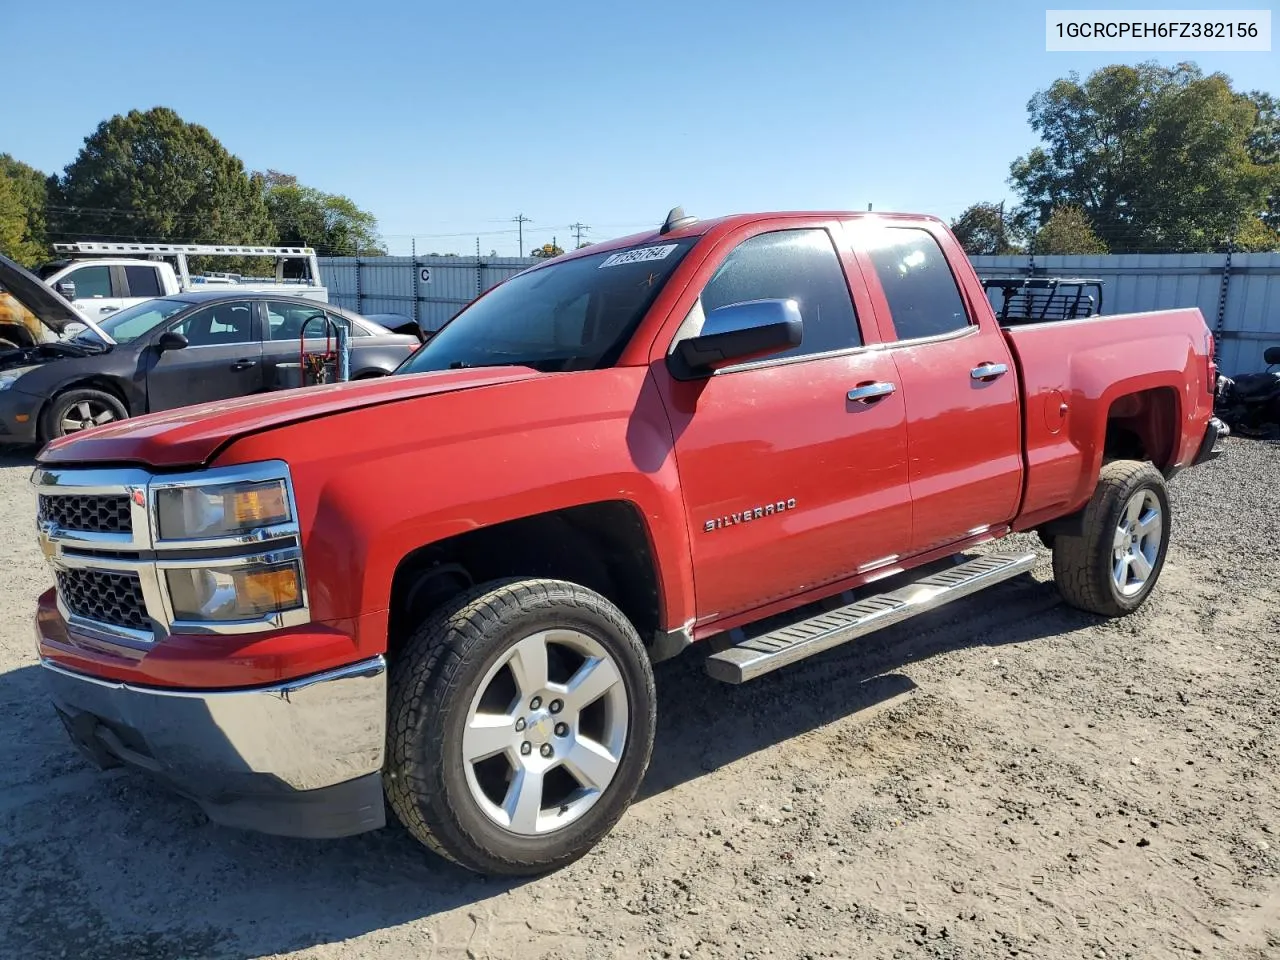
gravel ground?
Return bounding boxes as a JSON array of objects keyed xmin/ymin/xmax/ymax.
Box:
[{"xmin": 0, "ymin": 438, "xmax": 1277, "ymax": 960}]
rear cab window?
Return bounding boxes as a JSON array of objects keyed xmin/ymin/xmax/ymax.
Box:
[
  {"xmin": 862, "ymin": 227, "xmax": 971, "ymax": 341},
  {"xmin": 124, "ymin": 265, "xmax": 163, "ymax": 298}
]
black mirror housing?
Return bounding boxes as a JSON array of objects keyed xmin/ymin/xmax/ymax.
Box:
[
  {"xmin": 157, "ymin": 331, "xmax": 189, "ymax": 352},
  {"xmin": 1263, "ymin": 346, "xmax": 1280, "ymax": 366},
  {"xmin": 55, "ymin": 280, "xmax": 77, "ymax": 300},
  {"xmin": 668, "ymin": 298, "xmax": 803, "ymax": 380}
]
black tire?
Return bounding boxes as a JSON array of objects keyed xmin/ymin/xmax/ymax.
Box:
[
  {"xmin": 41, "ymin": 387, "xmax": 129, "ymax": 440},
  {"xmin": 384, "ymin": 578, "xmax": 656, "ymax": 876},
  {"xmin": 1051, "ymin": 460, "xmax": 1171, "ymax": 617}
]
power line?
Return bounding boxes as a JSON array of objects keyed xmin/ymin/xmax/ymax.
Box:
[
  {"xmin": 569, "ymin": 222, "xmax": 590, "ymax": 248},
  {"xmin": 512, "ymin": 213, "xmax": 532, "ymax": 257}
]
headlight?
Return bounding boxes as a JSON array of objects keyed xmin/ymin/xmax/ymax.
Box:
[
  {"xmin": 155, "ymin": 478, "xmax": 292, "ymax": 540},
  {"xmin": 0, "ymin": 366, "xmax": 38, "ymax": 391},
  {"xmin": 166, "ymin": 561, "xmax": 303, "ymax": 622}
]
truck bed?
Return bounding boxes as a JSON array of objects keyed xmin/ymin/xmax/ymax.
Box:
[{"xmin": 1002, "ymin": 308, "xmax": 1215, "ymax": 531}]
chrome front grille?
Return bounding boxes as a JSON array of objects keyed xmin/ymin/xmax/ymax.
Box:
[
  {"xmin": 55, "ymin": 569, "xmax": 149, "ymax": 631},
  {"xmin": 33, "ymin": 461, "xmax": 309, "ymax": 645},
  {"xmin": 38, "ymin": 493, "xmax": 133, "ymax": 534}
]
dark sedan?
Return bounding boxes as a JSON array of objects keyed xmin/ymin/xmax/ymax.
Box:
[{"xmin": 0, "ymin": 283, "xmax": 422, "ymax": 444}]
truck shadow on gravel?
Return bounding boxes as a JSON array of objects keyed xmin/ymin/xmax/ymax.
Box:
[
  {"xmin": 0, "ymin": 572, "xmax": 1101, "ymax": 960},
  {"xmin": 0, "ymin": 445, "xmax": 38, "ymax": 467},
  {"xmin": 642, "ymin": 570, "xmax": 1091, "ymax": 798}
]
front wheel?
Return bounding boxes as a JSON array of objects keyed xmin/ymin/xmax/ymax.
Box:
[
  {"xmin": 42, "ymin": 388, "xmax": 128, "ymax": 440},
  {"xmin": 384, "ymin": 578, "xmax": 656, "ymax": 876},
  {"xmin": 1051, "ymin": 460, "xmax": 1171, "ymax": 617}
]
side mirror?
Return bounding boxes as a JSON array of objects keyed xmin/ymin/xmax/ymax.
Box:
[
  {"xmin": 55, "ymin": 280, "xmax": 76, "ymax": 300},
  {"xmin": 157, "ymin": 331, "xmax": 189, "ymax": 352},
  {"xmin": 669, "ymin": 298, "xmax": 803, "ymax": 380},
  {"xmin": 1263, "ymin": 346, "xmax": 1280, "ymax": 366}
]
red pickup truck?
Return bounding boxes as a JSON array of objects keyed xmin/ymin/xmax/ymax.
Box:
[{"xmin": 31, "ymin": 208, "xmax": 1224, "ymax": 875}]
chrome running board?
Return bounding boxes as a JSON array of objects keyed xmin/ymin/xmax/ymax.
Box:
[{"xmin": 705, "ymin": 552, "xmax": 1037, "ymax": 683}]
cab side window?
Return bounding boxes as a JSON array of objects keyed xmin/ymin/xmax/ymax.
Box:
[
  {"xmin": 864, "ymin": 228, "xmax": 971, "ymax": 340},
  {"xmin": 696, "ymin": 229, "xmax": 861, "ymax": 361},
  {"xmin": 65, "ymin": 265, "xmax": 112, "ymax": 299}
]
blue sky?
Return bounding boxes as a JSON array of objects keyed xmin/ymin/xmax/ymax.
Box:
[{"xmin": 2, "ymin": 0, "xmax": 1275, "ymax": 255}]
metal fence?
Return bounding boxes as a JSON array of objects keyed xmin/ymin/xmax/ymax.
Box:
[
  {"xmin": 319, "ymin": 255, "xmax": 536, "ymax": 333},
  {"xmin": 321, "ymin": 251, "xmax": 1280, "ymax": 376},
  {"xmin": 971, "ymin": 252, "xmax": 1280, "ymax": 377}
]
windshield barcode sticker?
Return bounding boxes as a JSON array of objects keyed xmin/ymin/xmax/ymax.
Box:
[{"xmin": 598, "ymin": 244, "xmax": 678, "ymax": 268}]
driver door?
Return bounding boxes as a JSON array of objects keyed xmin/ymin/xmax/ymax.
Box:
[{"xmin": 145, "ymin": 300, "xmax": 264, "ymax": 412}]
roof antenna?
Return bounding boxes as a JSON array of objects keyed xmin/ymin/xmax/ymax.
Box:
[{"xmin": 660, "ymin": 206, "xmax": 698, "ymax": 235}]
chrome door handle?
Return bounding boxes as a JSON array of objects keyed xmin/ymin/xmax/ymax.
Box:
[
  {"xmin": 99, "ymin": 306, "xmax": 119, "ymax": 314},
  {"xmin": 847, "ymin": 382, "xmax": 896, "ymax": 403},
  {"xmin": 230, "ymin": 359, "xmax": 257, "ymax": 371},
  {"xmin": 970, "ymin": 362, "xmax": 1009, "ymax": 381}
]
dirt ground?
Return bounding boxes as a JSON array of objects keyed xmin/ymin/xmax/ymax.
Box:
[{"xmin": 1, "ymin": 438, "xmax": 1277, "ymax": 960}]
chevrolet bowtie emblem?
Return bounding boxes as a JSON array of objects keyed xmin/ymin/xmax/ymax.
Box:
[{"xmin": 37, "ymin": 521, "xmax": 58, "ymax": 560}]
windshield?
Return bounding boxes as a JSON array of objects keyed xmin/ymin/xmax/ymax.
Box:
[
  {"xmin": 77, "ymin": 298, "xmax": 191, "ymax": 345},
  {"xmin": 398, "ymin": 238, "xmax": 699, "ymax": 374}
]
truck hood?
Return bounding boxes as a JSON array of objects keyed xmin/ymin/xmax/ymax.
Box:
[
  {"xmin": 37, "ymin": 367, "xmax": 543, "ymax": 468},
  {"xmin": 0, "ymin": 252, "xmax": 114, "ymax": 342}
]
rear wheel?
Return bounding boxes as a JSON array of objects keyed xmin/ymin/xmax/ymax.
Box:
[
  {"xmin": 1051, "ymin": 460, "xmax": 1170, "ymax": 617},
  {"xmin": 384, "ymin": 578, "xmax": 656, "ymax": 875},
  {"xmin": 42, "ymin": 388, "xmax": 128, "ymax": 440}
]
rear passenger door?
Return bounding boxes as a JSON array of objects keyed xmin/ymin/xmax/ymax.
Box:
[
  {"xmin": 853, "ymin": 223, "xmax": 1021, "ymax": 555},
  {"xmin": 261, "ymin": 300, "xmax": 335, "ymax": 388}
]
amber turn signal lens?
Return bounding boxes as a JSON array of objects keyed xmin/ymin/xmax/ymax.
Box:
[
  {"xmin": 229, "ymin": 485, "xmax": 290, "ymax": 526},
  {"xmin": 232, "ymin": 566, "xmax": 301, "ymax": 615}
]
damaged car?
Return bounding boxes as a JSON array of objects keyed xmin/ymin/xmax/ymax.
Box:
[{"xmin": 0, "ymin": 253, "xmax": 420, "ymax": 445}]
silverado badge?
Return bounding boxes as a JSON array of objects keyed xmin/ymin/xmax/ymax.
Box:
[{"xmin": 704, "ymin": 498, "xmax": 796, "ymax": 533}]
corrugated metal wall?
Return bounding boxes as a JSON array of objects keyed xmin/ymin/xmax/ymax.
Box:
[
  {"xmin": 319, "ymin": 255, "xmax": 535, "ymax": 332},
  {"xmin": 971, "ymin": 253, "xmax": 1280, "ymax": 376},
  {"xmin": 322, "ymin": 252, "xmax": 1280, "ymax": 376}
]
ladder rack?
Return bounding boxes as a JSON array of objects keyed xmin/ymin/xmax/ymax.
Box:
[{"xmin": 52, "ymin": 242, "xmax": 316, "ymax": 257}]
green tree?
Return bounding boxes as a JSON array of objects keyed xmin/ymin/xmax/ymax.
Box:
[
  {"xmin": 1246, "ymin": 91, "xmax": 1279, "ymax": 231},
  {"xmin": 51, "ymin": 107, "xmax": 275, "ymax": 246},
  {"xmin": 530, "ymin": 242, "xmax": 564, "ymax": 259},
  {"xmin": 1010, "ymin": 62, "xmax": 1279, "ymax": 252},
  {"xmin": 0, "ymin": 155, "xmax": 49, "ymax": 265},
  {"xmin": 256, "ymin": 169, "xmax": 385, "ymax": 256},
  {"xmin": 1033, "ymin": 206, "xmax": 1109, "ymax": 254},
  {"xmin": 950, "ymin": 202, "xmax": 1022, "ymax": 255}
]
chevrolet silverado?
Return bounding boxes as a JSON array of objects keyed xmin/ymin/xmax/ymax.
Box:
[{"xmin": 30, "ymin": 208, "xmax": 1225, "ymax": 875}]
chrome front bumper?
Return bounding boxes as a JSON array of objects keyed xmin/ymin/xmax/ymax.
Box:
[{"xmin": 41, "ymin": 655, "xmax": 388, "ymax": 838}]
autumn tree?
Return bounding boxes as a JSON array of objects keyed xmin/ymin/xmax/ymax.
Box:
[
  {"xmin": 1033, "ymin": 206, "xmax": 1109, "ymax": 254},
  {"xmin": 256, "ymin": 169, "xmax": 385, "ymax": 256}
]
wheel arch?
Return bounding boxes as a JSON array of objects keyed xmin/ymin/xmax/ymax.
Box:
[
  {"xmin": 38, "ymin": 376, "xmax": 137, "ymax": 441},
  {"xmin": 386, "ymin": 500, "xmax": 666, "ymax": 666},
  {"xmin": 1101, "ymin": 385, "xmax": 1182, "ymax": 473}
]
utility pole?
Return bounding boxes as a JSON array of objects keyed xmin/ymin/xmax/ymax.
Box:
[
  {"xmin": 570, "ymin": 222, "xmax": 590, "ymax": 248},
  {"xmin": 512, "ymin": 213, "xmax": 532, "ymax": 257}
]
